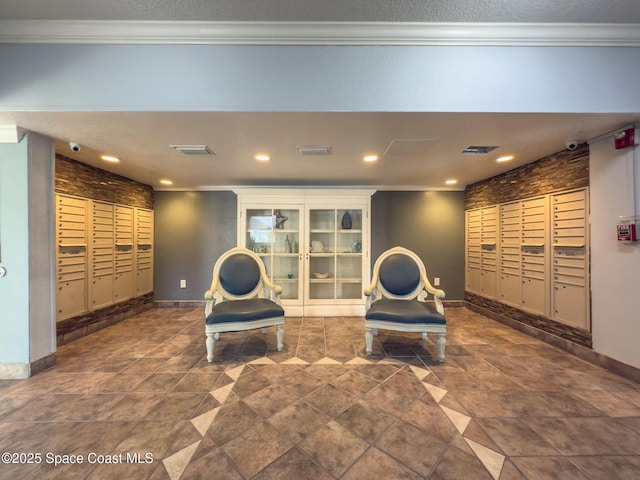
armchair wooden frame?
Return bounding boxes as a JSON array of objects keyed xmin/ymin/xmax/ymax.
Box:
[
  {"xmin": 204, "ymin": 247, "xmax": 284, "ymax": 362},
  {"xmin": 364, "ymin": 246, "xmax": 447, "ymax": 361}
]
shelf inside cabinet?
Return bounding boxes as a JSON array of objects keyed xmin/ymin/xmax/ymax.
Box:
[{"xmin": 310, "ymin": 277, "xmax": 334, "ymax": 283}]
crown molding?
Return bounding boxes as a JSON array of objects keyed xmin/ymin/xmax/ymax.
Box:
[
  {"xmin": 0, "ymin": 125, "xmax": 26, "ymax": 143},
  {"xmin": 0, "ymin": 20, "xmax": 639, "ymax": 46}
]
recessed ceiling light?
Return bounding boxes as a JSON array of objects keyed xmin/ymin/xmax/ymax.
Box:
[
  {"xmin": 496, "ymin": 155, "xmax": 514, "ymax": 162},
  {"xmin": 363, "ymin": 154, "xmax": 378, "ymax": 162},
  {"xmin": 445, "ymin": 179, "xmax": 458, "ymax": 185},
  {"xmin": 255, "ymin": 154, "xmax": 271, "ymax": 162},
  {"xmin": 159, "ymin": 179, "xmax": 173, "ymax": 185},
  {"xmin": 101, "ymin": 155, "xmax": 120, "ymax": 163}
]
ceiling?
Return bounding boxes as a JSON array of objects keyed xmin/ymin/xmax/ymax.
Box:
[
  {"xmin": 1, "ymin": 111, "xmax": 637, "ymax": 190},
  {"xmin": 2, "ymin": 0, "xmax": 640, "ymax": 23},
  {"xmin": 1, "ymin": 1, "xmax": 640, "ymax": 190}
]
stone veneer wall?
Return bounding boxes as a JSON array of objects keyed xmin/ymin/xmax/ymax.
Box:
[
  {"xmin": 54, "ymin": 155, "xmax": 155, "ymax": 342},
  {"xmin": 56, "ymin": 154, "xmax": 153, "ymax": 209},
  {"xmin": 465, "ymin": 143, "xmax": 589, "ymax": 209},
  {"xmin": 464, "ymin": 144, "xmax": 591, "ymax": 347}
]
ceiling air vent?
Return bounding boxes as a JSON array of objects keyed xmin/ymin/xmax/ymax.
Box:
[
  {"xmin": 462, "ymin": 146, "xmax": 499, "ymax": 154},
  {"xmin": 297, "ymin": 146, "xmax": 331, "ymax": 156},
  {"xmin": 170, "ymin": 145, "xmax": 213, "ymax": 155}
]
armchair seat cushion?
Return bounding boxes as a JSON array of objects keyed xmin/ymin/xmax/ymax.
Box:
[
  {"xmin": 206, "ymin": 298, "xmax": 284, "ymax": 325},
  {"xmin": 366, "ymin": 298, "xmax": 446, "ymax": 325}
]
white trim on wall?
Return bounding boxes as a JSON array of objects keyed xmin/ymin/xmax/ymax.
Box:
[{"xmin": 1, "ymin": 20, "xmax": 640, "ymax": 46}]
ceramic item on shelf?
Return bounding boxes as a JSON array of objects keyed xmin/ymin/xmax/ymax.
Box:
[
  {"xmin": 285, "ymin": 235, "xmax": 293, "ymax": 253},
  {"xmin": 274, "ymin": 210, "xmax": 288, "ymax": 229},
  {"xmin": 341, "ymin": 210, "xmax": 353, "ymax": 229},
  {"xmin": 352, "ymin": 239, "xmax": 362, "ymax": 253},
  {"xmin": 313, "ymin": 272, "xmax": 330, "ymax": 279},
  {"xmin": 311, "ymin": 240, "xmax": 324, "ymax": 253}
]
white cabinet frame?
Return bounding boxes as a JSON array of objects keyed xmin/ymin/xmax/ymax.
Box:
[{"xmin": 235, "ymin": 189, "xmax": 374, "ymax": 316}]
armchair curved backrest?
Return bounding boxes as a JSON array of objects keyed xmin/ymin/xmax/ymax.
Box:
[{"xmin": 218, "ymin": 249, "xmax": 263, "ymax": 297}]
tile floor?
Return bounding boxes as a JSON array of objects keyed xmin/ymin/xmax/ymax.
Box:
[{"xmin": 1, "ymin": 307, "xmax": 640, "ymax": 479}]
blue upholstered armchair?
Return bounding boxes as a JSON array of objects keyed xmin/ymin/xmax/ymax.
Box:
[
  {"xmin": 364, "ymin": 246, "xmax": 447, "ymax": 361},
  {"xmin": 204, "ymin": 247, "xmax": 285, "ymax": 362}
]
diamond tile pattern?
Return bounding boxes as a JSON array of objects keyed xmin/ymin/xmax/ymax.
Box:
[{"xmin": 1, "ymin": 307, "xmax": 639, "ymax": 479}]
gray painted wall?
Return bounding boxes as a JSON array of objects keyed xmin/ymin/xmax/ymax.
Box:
[
  {"xmin": 153, "ymin": 189, "xmax": 465, "ymax": 302},
  {"xmin": 371, "ymin": 191, "xmax": 465, "ymax": 300},
  {"xmin": 154, "ymin": 191, "xmax": 237, "ymax": 301}
]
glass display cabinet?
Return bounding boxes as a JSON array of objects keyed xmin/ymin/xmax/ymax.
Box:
[{"xmin": 236, "ymin": 189, "xmax": 373, "ymax": 316}]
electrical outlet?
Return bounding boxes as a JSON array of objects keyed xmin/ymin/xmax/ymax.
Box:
[
  {"xmin": 434, "ymin": 277, "xmax": 440, "ymax": 286},
  {"xmin": 180, "ymin": 279, "xmax": 187, "ymax": 288}
]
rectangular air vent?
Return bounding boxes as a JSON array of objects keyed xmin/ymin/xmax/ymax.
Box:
[
  {"xmin": 170, "ymin": 145, "xmax": 213, "ymax": 155},
  {"xmin": 462, "ymin": 146, "xmax": 499, "ymax": 154},
  {"xmin": 297, "ymin": 146, "xmax": 331, "ymax": 156}
]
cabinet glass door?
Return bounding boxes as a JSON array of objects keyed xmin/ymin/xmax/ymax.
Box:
[
  {"xmin": 308, "ymin": 208, "xmax": 363, "ymax": 301},
  {"xmin": 245, "ymin": 208, "xmax": 301, "ymax": 301},
  {"xmin": 336, "ymin": 209, "xmax": 363, "ymax": 300}
]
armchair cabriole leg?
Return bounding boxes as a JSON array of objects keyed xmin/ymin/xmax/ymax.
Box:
[
  {"xmin": 365, "ymin": 327, "xmax": 374, "ymax": 355},
  {"xmin": 206, "ymin": 333, "xmax": 215, "ymax": 362},
  {"xmin": 436, "ymin": 333, "xmax": 446, "ymax": 363},
  {"xmin": 276, "ymin": 324, "xmax": 284, "ymax": 352}
]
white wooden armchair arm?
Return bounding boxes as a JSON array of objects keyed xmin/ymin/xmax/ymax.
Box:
[{"xmin": 421, "ymin": 273, "xmax": 446, "ymax": 315}]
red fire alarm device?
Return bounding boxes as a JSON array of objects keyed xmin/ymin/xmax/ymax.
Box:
[
  {"xmin": 614, "ymin": 127, "xmax": 638, "ymax": 149},
  {"xmin": 617, "ymin": 223, "xmax": 638, "ymax": 242}
]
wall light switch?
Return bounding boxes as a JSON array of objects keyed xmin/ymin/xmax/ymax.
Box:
[
  {"xmin": 434, "ymin": 277, "xmax": 440, "ymax": 286},
  {"xmin": 180, "ymin": 279, "xmax": 187, "ymax": 288}
]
